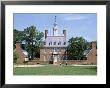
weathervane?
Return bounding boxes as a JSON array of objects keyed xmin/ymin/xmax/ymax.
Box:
[
  {"xmin": 55, "ymin": 16, "xmax": 56, "ymax": 22},
  {"xmin": 53, "ymin": 16, "xmax": 57, "ymax": 27}
]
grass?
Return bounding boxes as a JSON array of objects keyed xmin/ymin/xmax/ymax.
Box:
[{"xmin": 14, "ymin": 65, "xmax": 97, "ymax": 75}]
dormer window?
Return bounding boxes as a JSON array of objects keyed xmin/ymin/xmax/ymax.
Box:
[
  {"xmin": 54, "ymin": 42, "xmax": 56, "ymax": 45},
  {"xmin": 49, "ymin": 43, "xmax": 50, "ymax": 45},
  {"xmin": 49, "ymin": 42, "xmax": 52, "ymax": 45},
  {"xmin": 50, "ymin": 42, "xmax": 52, "ymax": 45},
  {"xmin": 44, "ymin": 42, "xmax": 46, "ymax": 45},
  {"xmin": 58, "ymin": 41, "xmax": 61, "ymax": 45},
  {"xmin": 64, "ymin": 42, "xmax": 66, "ymax": 45}
]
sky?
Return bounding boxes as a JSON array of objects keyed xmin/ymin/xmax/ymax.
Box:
[{"xmin": 14, "ymin": 13, "xmax": 97, "ymax": 42}]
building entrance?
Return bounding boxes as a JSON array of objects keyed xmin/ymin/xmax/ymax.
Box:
[{"xmin": 53, "ymin": 54, "xmax": 59, "ymax": 65}]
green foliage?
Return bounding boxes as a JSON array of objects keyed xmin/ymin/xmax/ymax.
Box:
[
  {"xmin": 14, "ymin": 26, "xmax": 44, "ymax": 60},
  {"xmin": 67, "ymin": 37, "xmax": 88, "ymax": 60},
  {"xmin": 13, "ymin": 50, "xmax": 19, "ymax": 63},
  {"xmin": 14, "ymin": 29, "xmax": 24, "ymax": 49},
  {"xmin": 23, "ymin": 25, "xmax": 44, "ymax": 59}
]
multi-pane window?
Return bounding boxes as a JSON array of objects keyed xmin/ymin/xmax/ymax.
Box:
[
  {"xmin": 64, "ymin": 42, "xmax": 66, "ymax": 45},
  {"xmin": 55, "ymin": 48, "xmax": 57, "ymax": 52},
  {"xmin": 49, "ymin": 43, "xmax": 50, "ymax": 45},
  {"xmin": 44, "ymin": 42, "xmax": 46, "ymax": 45},
  {"xmin": 59, "ymin": 48, "xmax": 61, "ymax": 52},
  {"xmin": 57, "ymin": 48, "xmax": 61, "ymax": 52},
  {"xmin": 50, "ymin": 42, "xmax": 52, "ymax": 45},
  {"xmin": 54, "ymin": 42, "xmax": 56, "ymax": 45},
  {"xmin": 49, "ymin": 41, "xmax": 52, "ymax": 45},
  {"xmin": 53, "ymin": 48, "xmax": 61, "ymax": 52},
  {"xmin": 58, "ymin": 41, "xmax": 61, "ymax": 45}
]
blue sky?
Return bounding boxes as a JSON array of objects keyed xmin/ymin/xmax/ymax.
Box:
[{"xmin": 14, "ymin": 13, "xmax": 97, "ymax": 42}]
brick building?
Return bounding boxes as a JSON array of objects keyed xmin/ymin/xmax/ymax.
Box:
[
  {"xmin": 15, "ymin": 16, "xmax": 97, "ymax": 65},
  {"xmin": 15, "ymin": 42, "xmax": 28, "ymax": 64},
  {"xmin": 83, "ymin": 41, "xmax": 97, "ymax": 64},
  {"xmin": 40, "ymin": 16, "xmax": 67, "ymax": 65}
]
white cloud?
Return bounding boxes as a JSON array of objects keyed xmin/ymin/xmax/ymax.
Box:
[
  {"xmin": 59, "ymin": 14, "xmax": 88, "ymax": 21},
  {"xmin": 59, "ymin": 14, "xmax": 96, "ymax": 21},
  {"xmin": 64, "ymin": 15, "xmax": 86, "ymax": 21}
]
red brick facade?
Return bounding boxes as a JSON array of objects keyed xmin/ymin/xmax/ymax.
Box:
[
  {"xmin": 15, "ymin": 42, "xmax": 97, "ymax": 65},
  {"xmin": 15, "ymin": 43, "xmax": 26, "ymax": 64},
  {"xmin": 84, "ymin": 42, "xmax": 97, "ymax": 64}
]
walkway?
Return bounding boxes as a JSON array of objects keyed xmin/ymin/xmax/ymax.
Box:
[
  {"xmin": 14, "ymin": 64, "xmax": 97, "ymax": 68},
  {"xmin": 14, "ymin": 64, "xmax": 46, "ymax": 68}
]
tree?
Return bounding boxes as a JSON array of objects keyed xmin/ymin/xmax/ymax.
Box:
[
  {"xmin": 13, "ymin": 50, "xmax": 19, "ymax": 63},
  {"xmin": 67, "ymin": 37, "xmax": 88, "ymax": 60},
  {"xmin": 14, "ymin": 29, "xmax": 24, "ymax": 49},
  {"xmin": 23, "ymin": 25, "xmax": 44, "ymax": 60},
  {"xmin": 14, "ymin": 26, "xmax": 44, "ymax": 60}
]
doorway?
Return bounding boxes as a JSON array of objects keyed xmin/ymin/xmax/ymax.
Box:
[{"xmin": 53, "ymin": 54, "xmax": 58, "ymax": 63}]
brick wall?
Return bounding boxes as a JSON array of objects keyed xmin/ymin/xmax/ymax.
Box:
[
  {"xmin": 16, "ymin": 43, "xmax": 26, "ymax": 64},
  {"xmin": 16, "ymin": 41, "xmax": 97, "ymax": 65},
  {"xmin": 84, "ymin": 42, "xmax": 97, "ymax": 65},
  {"xmin": 40, "ymin": 47, "xmax": 66, "ymax": 61}
]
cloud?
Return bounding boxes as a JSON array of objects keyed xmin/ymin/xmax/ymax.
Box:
[
  {"xmin": 64, "ymin": 15, "xmax": 86, "ymax": 21},
  {"xmin": 60, "ymin": 14, "xmax": 93, "ymax": 21}
]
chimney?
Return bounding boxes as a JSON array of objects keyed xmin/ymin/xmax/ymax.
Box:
[
  {"xmin": 91, "ymin": 41, "xmax": 97, "ymax": 49},
  {"xmin": 16, "ymin": 42, "xmax": 21, "ymax": 50},
  {"xmin": 63, "ymin": 30, "xmax": 66, "ymax": 37},
  {"xmin": 45, "ymin": 30, "xmax": 48, "ymax": 39}
]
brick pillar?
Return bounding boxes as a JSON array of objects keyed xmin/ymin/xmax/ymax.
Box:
[{"xmin": 16, "ymin": 42, "xmax": 21, "ymax": 50}]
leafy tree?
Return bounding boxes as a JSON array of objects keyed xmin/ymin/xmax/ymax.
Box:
[
  {"xmin": 13, "ymin": 50, "xmax": 19, "ymax": 63},
  {"xmin": 67, "ymin": 37, "xmax": 88, "ymax": 60},
  {"xmin": 13, "ymin": 29, "xmax": 24, "ymax": 49},
  {"xmin": 23, "ymin": 26, "xmax": 44, "ymax": 60},
  {"xmin": 14, "ymin": 26, "xmax": 44, "ymax": 60}
]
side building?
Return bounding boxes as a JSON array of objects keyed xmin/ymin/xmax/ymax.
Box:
[{"xmin": 83, "ymin": 41, "xmax": 97, "ymax": 64}]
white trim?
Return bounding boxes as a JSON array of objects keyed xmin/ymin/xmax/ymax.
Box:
[{"xmin": 86, "ymin": 49, "xmax": 93, "ymax": 57}]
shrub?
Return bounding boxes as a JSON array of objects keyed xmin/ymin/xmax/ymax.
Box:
[{"xmin": 13, "ymin": 50, "xmax": 19, "ymax": 63}]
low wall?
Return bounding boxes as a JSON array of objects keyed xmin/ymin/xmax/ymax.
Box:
[
  {"xmin": 61, "ymin": 60, "xmax": 96, "ymax": 65},
  {"xmin": 27, "ymin": 61, "xmax": 50, "ymax": 65},
  {"xmin": 16, "ymin": 59, "xmax": 96, "ymax": 65}
]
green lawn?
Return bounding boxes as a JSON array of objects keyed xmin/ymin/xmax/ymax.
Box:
[{"xmin": 14, "ymin": 65, "xmax": 97, "ymax": 75}]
